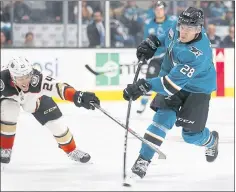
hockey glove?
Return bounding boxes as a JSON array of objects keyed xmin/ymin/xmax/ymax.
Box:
[
  {"xmin": 73, "ymin": 91, "xmax": 100, "ymax": 110},
  {"xmin": 136, "ymin": 34, "xmax": 161, "ymax": 60},
  {"xmin": 123, "ymin": 79, "xmax": 152, "ymax": 101}
]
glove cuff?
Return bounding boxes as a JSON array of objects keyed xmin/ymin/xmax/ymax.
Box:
[
  {"xmin": 73, "ymin": 91, "xmax": 83, "ymax": 107},
  {"xmin": 142, "ymin": 81, "xmax": 152, "ymax": 93},
  {"xmin": 146, "ymin": 35, "xmax": 161, "ymax": 50},
  {"xmin": 146, "ymin": 81, "xmax": 152, "ymax": 90}
]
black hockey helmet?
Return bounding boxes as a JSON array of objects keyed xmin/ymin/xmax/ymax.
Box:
[
  {"xmin": 154, "ymin": 1, "xmax": 166, "ymax": 9},
  {"xmin": 178, "ymin": 7, "xmax": 204, "ymax": 27}
]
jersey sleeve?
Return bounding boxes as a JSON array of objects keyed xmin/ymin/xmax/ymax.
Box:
[
  {"xmin": 147, "ymin": 48, "xmax": 206, "ymax": 96},
  {"xmin": 40, "ymin": 74, "xmax": 77, "ymax": 102}
]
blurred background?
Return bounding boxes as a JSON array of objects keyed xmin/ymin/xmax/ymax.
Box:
[{"xmin": 1, "ymin": 0, "xmax": 235, "ymax": 48}]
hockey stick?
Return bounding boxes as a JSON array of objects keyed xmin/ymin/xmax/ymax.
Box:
[
  {"xmin": 93, "ymin": 103, "xmax": 166, "ymax": 159},
  {"xmin": 85, "ymin": 64, "xmax": 117, "ymax": 76},
  {"xmin": 123, "ymin": 56, "xmax": 146, "ymax": 186},
  {"xmin": 85, "ymin": 62, "xmax": 144, "ymax": 76},
  {"xmin": 86, "ymin": 62, "xmax": 151, "ymax": 100}
]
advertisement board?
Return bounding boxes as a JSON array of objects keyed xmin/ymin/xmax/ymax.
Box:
[{"xmin": 1, "ymin": 48, "xmax": 234, "ymax": 100}]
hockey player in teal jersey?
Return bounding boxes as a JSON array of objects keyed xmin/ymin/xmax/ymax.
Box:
[
  {"xmin": 123, "ymin": 7, "xmax": 219, "ymax": 179},
  {"xmin": 137, "ymin": 1, "xmax": 177, "ymax": 114}
]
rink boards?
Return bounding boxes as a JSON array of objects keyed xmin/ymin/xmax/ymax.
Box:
[{"xmin": 1, "ymin": 48, "xmax": 234, "ymax": 101}]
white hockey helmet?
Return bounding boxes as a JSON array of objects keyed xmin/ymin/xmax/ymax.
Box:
[{"xmin": 8, "ymin": 56, "xmax": 33, "ymax": 80}]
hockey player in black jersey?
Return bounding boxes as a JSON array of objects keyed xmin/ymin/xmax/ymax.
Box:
[{"xmin": 1, "ymin": 56, "xmax": 100, "ymax": 170}]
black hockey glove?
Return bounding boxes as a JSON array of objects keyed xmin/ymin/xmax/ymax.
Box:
[
  {"xmin": 123, "ymin": 79, "xmax": 152, "ymax": 101},
  {"xmin": 73, "ymin": 91, "xmax": 100, "ymax": 110},
  {"xmin": 136, "ymin": 34, "xmax": 161, "ymax": 60}
]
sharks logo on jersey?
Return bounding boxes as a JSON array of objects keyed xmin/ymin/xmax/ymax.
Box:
[{"xmin": 190, "ymin": 46, "xmax": 203, "ymax": 57}]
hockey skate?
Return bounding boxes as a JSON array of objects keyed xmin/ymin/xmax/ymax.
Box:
[
  {"xmin": 131, "ymin": 155, "xmax": 151, "ymax": 178},
  {"xmin": 205, "ymin": 131, "xmax": 219, "ymax": 162},
  {"xmin": 1, "ymin": 149, "xmax": 12, "ymax": 172},
  {"xmin": 124, "ymin": 155, "xmax": 151, "ymax": 186},
  {"xmin": 1, "ymin": 149, "xmax": 12, "ymax": 164},
  {"xmin": 67, "ymin": 148, "xmax": 91, "ymax": 163}
]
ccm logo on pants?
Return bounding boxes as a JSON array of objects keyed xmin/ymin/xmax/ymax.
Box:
[
  {"xmin": 44, "ymin": 106, "xmax": 58, "ymax": 115},
  {"xmin": 177, "ymin": 118, "xmax": 195, "ymax": 124}
]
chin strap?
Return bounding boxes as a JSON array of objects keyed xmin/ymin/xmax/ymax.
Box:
[{"xmin": 194, "ymin": 33, "xmax": 200, "ymax": 40}]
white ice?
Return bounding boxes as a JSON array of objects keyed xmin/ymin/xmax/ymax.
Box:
[{"xmin": 1, "ymin": 98, "xmax": 234, "ymax": 191}]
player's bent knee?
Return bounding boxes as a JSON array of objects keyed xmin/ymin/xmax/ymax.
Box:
[
  {"xmin": 182, "ymin": 128, "xmax": 202, "ymax": 144},
  {"xmin": 32, "ymin": 96, "xmax": 62, "ymax": 125},
  {"xmin": 144, "ymin": 109, "xmax": 176, "ymax": 147},
  {"xmin": 45, "ymin": 117, "xmax": 76, "ymax": 153},
  {"xmin": 182, "ymin": 127, "xmax": 213, "ymax": 146},
  {"xmin": 1, "ymin": 99, "xmax": 20, "ymax": 123},
  {"xmin": 45, "ymin": 116, "xmax": 68, "ymax": 136},
  {"xmin": 152, "ymin": 109, "xmax": 176, "ymax": 130},
  {"xmin": 0, "ymin": 100, "xmax": 18, "ymax": 149}
]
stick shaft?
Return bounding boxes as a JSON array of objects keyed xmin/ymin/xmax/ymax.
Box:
[{"xmin": 93, "ymin": 103, "xmax": 166, "ymax": 159}]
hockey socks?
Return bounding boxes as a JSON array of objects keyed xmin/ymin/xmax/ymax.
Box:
[
  {"xmin": 0, "ymin": 122, "xmax": 16, "ymax": 163},
  {"xmin": 182, "ymin": 127, "xmax": 216, "ymax": 147},
  {"xmin": 140, "ymin": 122, "xmax": 168, "ymax": 161},
  {"xmin": 0, "ymin": 122, "xmax": 16, "ymax": 150},
  {"xmin": 54, "ymin": 128, "xmax": 76, "ymax": 153},
  {"xmin": 139, "ymin": 110, "xmax": 175, "ymax": 161}
]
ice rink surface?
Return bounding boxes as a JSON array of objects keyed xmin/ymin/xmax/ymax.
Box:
[{"xmin": 1, "ymin": 98, "xmax": 234, "ymax": 191}]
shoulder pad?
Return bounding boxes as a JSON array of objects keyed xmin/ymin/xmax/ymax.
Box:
[
  {"xmin": 0, "ymin": 79, "xmax": 4, "ymax": 92},
  {"xmin": 0, "ymin": 70, "xmax": 18, "ymax": 97},
  {"xmin": 0, "ymin": 70, "xmax": 10, "ymax": 92},
  {"xmin": 28, "ymin": 69, "xmax": 43, "ymax": 93}
]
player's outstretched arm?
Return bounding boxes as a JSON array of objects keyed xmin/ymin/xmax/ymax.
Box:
[
  {"xmin": 65, "ymin": 88, "xmax": 100, "ymax": 110},
  {"xmin": 41, "ymin": 75, "xmax": 100, "ymax": 110}
]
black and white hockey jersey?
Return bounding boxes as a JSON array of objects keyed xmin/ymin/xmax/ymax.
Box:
[{"xmin": 0, "ymin": 69, "xmax": 72, "ymax": 113}]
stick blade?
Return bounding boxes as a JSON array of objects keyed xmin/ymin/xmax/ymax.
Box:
[
  {"xmin": 85, "ymin": 64, "xmax": 100, "ymax": 75},
  {"xmin": 123, "ymin": 183, "xmax": 132, "ymax": 187}
]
